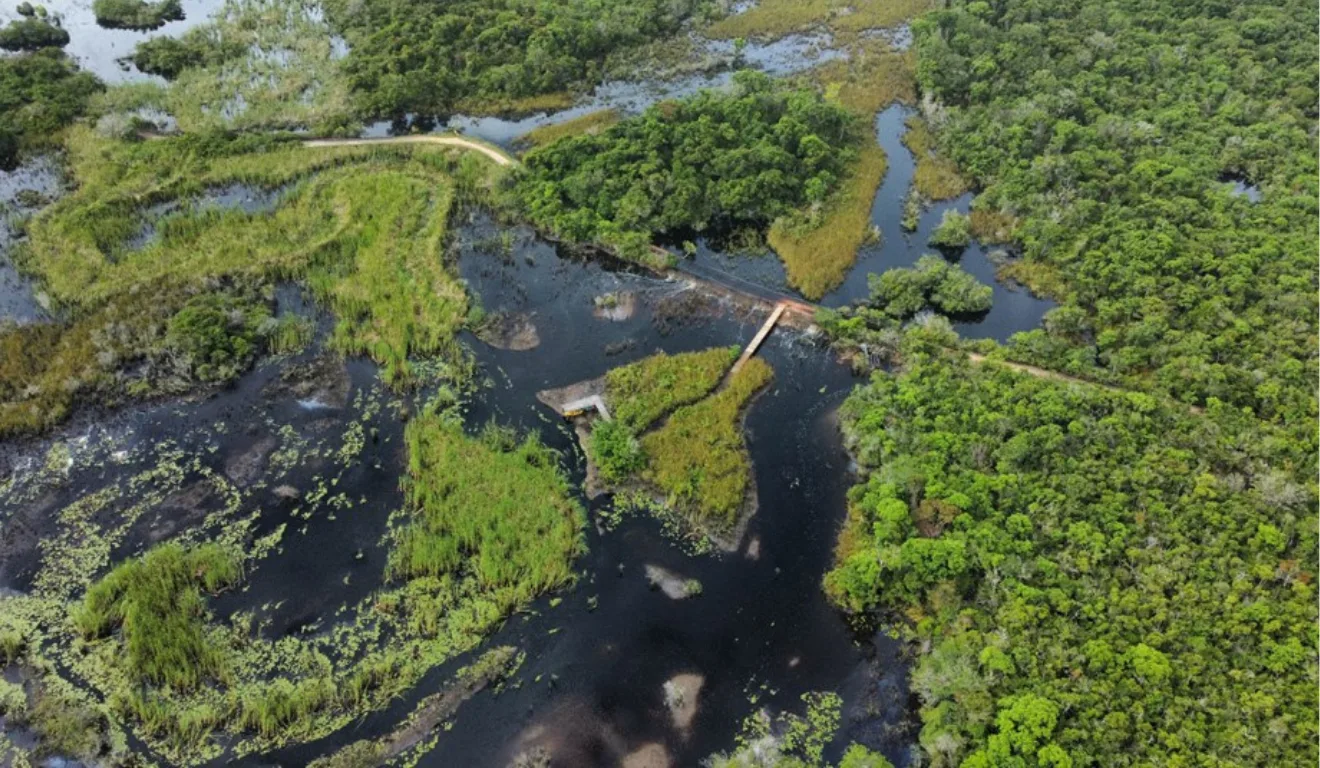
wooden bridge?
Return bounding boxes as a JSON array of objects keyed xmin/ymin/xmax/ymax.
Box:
[{"xmin": 732, "ymin": 302, "xmax": 788, "ymax": 374}]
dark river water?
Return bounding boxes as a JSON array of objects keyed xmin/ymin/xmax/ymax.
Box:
[{"xmin": 0, "ymin": 14, "xmax": 1054, "ymax": 767}]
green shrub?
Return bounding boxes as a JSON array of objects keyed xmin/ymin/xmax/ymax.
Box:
[
  {"xmin": 92, "ymin": 0, "xmax": 182, "ymax": 30},
  {"xmin": 588, "ymin": 418, "xmax": 644, "ymax": 484},
  {"xmin": 0, "ymin": 17, "xmax": 69, "ymax": 51},
  {"xmin": 166, "ymin": 293, "xmax": 270, "ymax": 383},
  {"xmin": 0, "ymin": 49, "xmax": 102, "ymax": 168},
  {"xmin": 867, "ymin": 254, "xmax": 992, "ymax": 317},
  {"xmin": 927, "ymin": 209, "xmax": 971, "ymax": 249},
  {"xmin": 130, "ymin": 36, "xmax": 203, "ymax": 79}
]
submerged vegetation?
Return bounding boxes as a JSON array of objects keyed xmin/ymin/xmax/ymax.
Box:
[
  {"xmin": 517, "ymin": 71, "xmax": 858, "ymax": 262},
  {"xmin": 123, "ymin": 0, "xmax": 354, "ymax": 133},
  {"xmin": 827, "ymin": 336, "xmax": 1317, "ymax": 766},
  {"xmin": 8, "ymin": 400, "xmax": 583, "ymax": 764}
]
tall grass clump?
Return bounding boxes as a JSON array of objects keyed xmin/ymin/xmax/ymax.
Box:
[
  {"xmin": 388, "ymin": 410, "xmax": 586, "ymax": 603},
  {"xmin": 75, "ymin": 543, "xmax": 241, "ymax": 690},
  {"xmin": 604, "ymin": 346, "xmax": 739, "ymax": 432},
  {"xmin": 641, "ymin": 358, "xmax": 773, "ymax": 531}
]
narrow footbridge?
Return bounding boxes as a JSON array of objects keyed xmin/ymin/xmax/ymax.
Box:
[{"xmin": 732, "ymin": 302, "xmax": 788, "ymax": 374}]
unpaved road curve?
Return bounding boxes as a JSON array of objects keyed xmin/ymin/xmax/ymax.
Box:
[{"xmin": 301, "ymin": 135, "xmax": 516, "ymax": 166}]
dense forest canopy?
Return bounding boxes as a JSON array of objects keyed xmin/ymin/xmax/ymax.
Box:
[
  {"xmin": 827, "ymin": 333, "xmax": 1316, "ymax": 767},
  {"xmin": 516, "ymin": 70, "xmax": 859, "ymax": 259},
  {"xmin": 323, "ymin": 0, "xmax": 716, "ymax": 116},
  {"xmin": 911, "ymin": 0, "xmax": 1318, "ymax": 431}
]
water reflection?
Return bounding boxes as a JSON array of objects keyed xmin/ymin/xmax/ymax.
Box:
[{"xmin": 1, "ymin": 0, "xmax": 226, "ymax": 83}]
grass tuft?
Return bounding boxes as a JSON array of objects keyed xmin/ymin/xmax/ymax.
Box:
[{"xmin": 75, "ymin": 543, "xmax": 241, "ymax": 690}]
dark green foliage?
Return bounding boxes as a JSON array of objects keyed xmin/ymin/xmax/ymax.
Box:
[
  {"xmin": 867, "ymin": 254, "xmax": 992, "ymax": 317},
  {"xmin": 322, "ymin": 0, "xmax": 714, "ymax": 117},
  {"xmin": 826, "ymin": 345, "xmax": 1317, "ymax": 767},
  {"xmin": 517, "ymin": 71, "xmax": 858, "ymax": 258},
  {"xmin": 165, "ymin": 292, "xmax": 271, "ymax": 383},
  {"xmin": 0, "ymin": 48, "xmax": 101, "ymax": 168},
  {"xmin": 0, "ymin": 16, "xmax": 69, "ymax": 51},
  {"xmin": 604, "ymin": 346, "xmax": 738, "ymax": 432},
  {"xmin": 588, "ymin": 418, "xmax": 644, "ymax": 484},
  {"xmin": 92, "ymin": 0, "xmax": 183, "ymax": 30},
  {"xmin": 912, "ymin": 0, "xmax": 1318, "ymax": 429},
  {"xmin": 130, "ymin": 36, "xmax": 204, "ymax": 79},
  {"xmin": 926, "ymin": 209, "xmax": 970, "ymax": 249},
  {"xmin": 75, "ymin": 543, "xmax": 242, "ymax": 690}
]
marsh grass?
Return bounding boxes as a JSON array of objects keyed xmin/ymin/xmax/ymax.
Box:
[
  {"xmin": 770, "ymin": 143, "xmax": 887, "ymax": 299},
  {"xmin": 641, "ymin": 358, "xmax": 773, "ymax": 531},
  {"xmin": 388, "ymin": 411, "xmax": 586, "ymax": 599},
  {"xmin": 1, "ymin": 129, "xmax": 495, "ymax": 435},
  {"xmin": 604, "ymin": 346, "xmax": 739, "ymax": 431},
  {"xmin": 265, "ymin": 314, "xmax": 314, "ymax": 355},
  {"xmin": 519, "ymin": 109, "xmax": 621, "ymax": 150},
  {"xmin": 707, "ymin": 0, "xmax": 933, "ymax": 40},
  {"xmin": 903, "ymin": 116, "xmax": 970, "ymax": 201},
  {"xmin": 75, "ymin": 543, "xmax": 241, "ymax": 690}
]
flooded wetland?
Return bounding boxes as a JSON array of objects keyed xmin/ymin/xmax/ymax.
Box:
[
  {"xmin": 1, "ymin": 0, "xmax": 1270, "ymax": 765},
  {"xmin": 0, "ymin": 20, "xmax": 1001, "ymax": 767}
]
